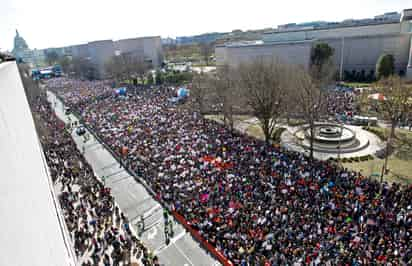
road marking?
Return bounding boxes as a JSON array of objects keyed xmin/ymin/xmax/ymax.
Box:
[
  {"xmin": 142, "ymin": 219, "xmax": 162, "ymax": 231},
  {"xmin": 99, "ymin": 162, "xmax": 119, "ymax": 170},
  {"xmin": 105, "ymin": 169, "xmax": 126, "ymax": 178},
  {"xmin": 148, "ymin": 226, "xmax": 157, "ymax": 240},
  {"xmin": 110, "ymin": 175, "xmax": 132, "ymax": 184},
  {"xmin": 144, "ymin": 204, "xmax": 162, "ymax": 218},
  {"xmin": 154, "ymin": 230, "xmax": 186, "ymax": 254},
  {"xmin": 171, "ymin": 230, "xmax": 186, "ymax": 243},
  {"xmin": 175, "ymin": 242, "xmax": 195, "ymax": 266}
]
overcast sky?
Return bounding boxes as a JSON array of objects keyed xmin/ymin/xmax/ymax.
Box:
[{"xmin": 0, "ymin": 0, "xmax": 409, "ymax": 50}]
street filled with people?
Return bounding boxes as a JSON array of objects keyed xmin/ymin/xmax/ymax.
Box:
[
  {"xmin": 33, "ymin": 92, "xmax": 159, "ymax": 266},
  {"xmin": 47, "ymin": 78, "xmax": 412, "ymax": 265}
]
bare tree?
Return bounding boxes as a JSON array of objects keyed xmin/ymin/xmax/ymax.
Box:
[
  {"xmin": 57, "ymin": 56, "xmax": 71, "ymax": 74},
  {"xmin": 191, "ymin": 72, "xmax": 214, "ymax": 124},
  {"xmin": 18, "ymin": 63, "xmax": 42, "ymax": 102},
  {"xmin": 289, "ymin": 44, "xmax": 335, "ymax": 160},
  {"xmin": 132, "ymin": 58, "xmax": 151, "ymax": 85},
  {"xmin": 238, "ymin": 58, "xmax": 288, "ymax": 144},
  {"xmin": 292, "ymin": 66, "xmax": 327, "ymax": 160},
  {"xmin": 200, "ymin": 43, "xmax": 213, "ymax": 66},
  {"xmin": 372, "ymin": 75, "xmax": 412, "ymax": 181},
  {"xmin": 71, "ymin": 57, "xmax": 97, "ymax": 80},
  {"xmin": 211, "ymin": 65, "xmax": 240, "ymax": 133},
  {"xmin": 105, "ymin": 56, "xmax": 124, "ymax": 83},
  {"xmin": 45, "ymin": 50, "xmax": 60, "ymax": 65},
  {"xmin": 106, "ymin": 54, "xmax": 150, "ymax": 85}
]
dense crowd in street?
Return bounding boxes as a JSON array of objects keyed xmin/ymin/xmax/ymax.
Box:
[
  {"xmin": 33, "ymin": 93, "xmax": 159, "ymax": 266},
  {"xmin": 47, "ymin": 78, "xmax": 412, "ymax": 265},
  {"xmin": 326, "ymin": 89, "xmax": 357, "ymax": 120},
  {"xmin": 46, "ymin": 78, "xmax": 114, "ymax": 106}
]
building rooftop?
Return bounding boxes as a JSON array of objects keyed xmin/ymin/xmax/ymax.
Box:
[
  {"xmin": 217, "ymin": 39, "xmax": 313, "ymax": 48},
  {"xmin": 264, "ymin": 10, "xmax": 406, "ymax": 35}
]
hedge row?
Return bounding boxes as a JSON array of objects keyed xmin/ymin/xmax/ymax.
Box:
[
  {"xmin": 328, "ymin": 154, "xmax": 374, "ymax": 163},
  {"xmin": 362, "ymin": 126, "xmax": 387, "ymax": 141}
]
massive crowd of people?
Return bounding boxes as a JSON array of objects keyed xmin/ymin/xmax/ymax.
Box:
[
  {"xmin": 33, "ymin": 92, "xmax": 159, "ymax": 266},
  {"xmin": 326, "ymin": 88, "xmax": 357, "ymax": 120},
  {"xmin": 47, "ymin": 78, "xmax": 412, "ymax": 265}
]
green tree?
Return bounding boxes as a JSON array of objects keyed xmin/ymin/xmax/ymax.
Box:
[
  {"xmin": 376, "ymin": 54, "xmax": 395, "ymax": 80},
  {"xmin": 155, "ymin": 70, "xmax": 164, "ymax": 85},
  {"xmin": 310, "ymin": 42, "xmax": 335, "ymax": 82},
  {"xmin": 310, "ymin": 43, "xmax": 334, "ymax": 68},
  {"xmin": 200, "ymin": 43, "xmax": 213, "ymax": 66}
]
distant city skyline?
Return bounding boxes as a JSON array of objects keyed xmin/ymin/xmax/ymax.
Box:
[{"xmin": 0, "ymin": 0, "xmax": 410, "ymax": 51}]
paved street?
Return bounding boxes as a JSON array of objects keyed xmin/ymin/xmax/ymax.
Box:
[{"xmin": 47, "ymin": 91, "xmax": 219, "ymax": 266}]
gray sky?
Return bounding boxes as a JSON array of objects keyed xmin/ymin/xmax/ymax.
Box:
[{"xmin": 0, "ymin": 0, "xmax": 409, "ymax": 50}]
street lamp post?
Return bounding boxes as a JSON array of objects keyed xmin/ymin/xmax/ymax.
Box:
[{"xmin": 337, "ymin": 122, "xmax": 343, "ymax": 166}]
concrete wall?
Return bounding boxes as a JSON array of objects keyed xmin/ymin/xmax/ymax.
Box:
[
  {"xmin": 408, "ymin": 35, "xmax": 412, "ymax": 79},
  {"xmin": 326, "ymin": 33, "xmax": 411, "ymax": 74},
  {"xmin": 114, "ymin": 36, "xmax": 163, "ymax": 67},
  {"xmin": 71, "ymin": 44, "xmax": 90, "ymax": 59},
  {"xmin": 69, "ymin": 36, "xmax": 164, "ymax": 78},
  {"xmin": 217, "ymin": 41, "xmax": 313, "ymax": 68},
  {"xmin": 87, "ymin": 40, "xmax": 115, "ymax": 78}
]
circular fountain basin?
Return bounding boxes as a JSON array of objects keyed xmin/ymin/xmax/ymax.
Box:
[{"xmin": 298, "ymin": 123, "xmax": 368, "ymax": 153}]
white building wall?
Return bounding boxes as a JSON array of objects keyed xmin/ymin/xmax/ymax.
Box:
[
  {"xmin": 87, "ymin": 40, "xmax": 115, "ymax": 78},
  {"xmin": 326, "ymin": 33, "xmax": 411, "ymax": 74},
  {"xmin": 218, "ymin": 41, "xmax": 312, "ymax": 68},
  {"xmin": 0, "ymin": 62, "xmax": 76, "ymax": 266},
  {"xmin": 407, "ymin": 35, "xmax": 412, "ymax": 79},
  {"xmin": 114, "ymin": 36, "xmax": 163, "ymax": 67}
]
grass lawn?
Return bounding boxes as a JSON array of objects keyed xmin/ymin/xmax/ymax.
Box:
[
  {"xmin": 246, "ymin": 124, "xmax": 265, "ymax": 140},
  {"xmin": 342, "ymin": 82, "xmax": 373, "ymax": 88},
  {"xmin": 205, "ymin": 114, "xmax": 254, "ymax": 123},
  {"xmin": 344, "ymin": 127, "xmax": 412, "ymax": 184},
  {"xmin": 343, "ymin": 156, "xmax": 412, "ymax": 184}
]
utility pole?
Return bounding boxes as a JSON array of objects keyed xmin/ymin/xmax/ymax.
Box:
[
  {"xmin": 337, "ymin": 122, "xmax": 343, "ymax": 166},
  {"xmin": 380, "ymin": 134, "xmax": 391, "ymax": 183},
  {"xmin": 339, "ymin": 37, "xmax": 345, "ymax": 81}
]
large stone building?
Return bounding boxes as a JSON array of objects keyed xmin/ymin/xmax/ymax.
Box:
[
  {"xmin": 60, "ymin": 36, "xmax": 163, "ymax": 78},
  {"xmin": 11, "ymin": 32, "xmax": 163, "ymax": 78},
  {"xmin": 216, "ymin": 9, "xmax": 412, "ymax": 79},
  {"xmin": 114, "ymin": 36, "xmax": 163, "ymax": 66},
  {"xmin": 67, "ymin": 36, "xmax": 163, "ymax": 78}
]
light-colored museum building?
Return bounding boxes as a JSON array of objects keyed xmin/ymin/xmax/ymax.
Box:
[{"xmin": 216, "ymin": 9, "xmax": 412, "ymax": 79}]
